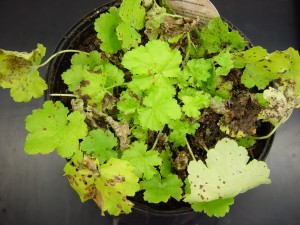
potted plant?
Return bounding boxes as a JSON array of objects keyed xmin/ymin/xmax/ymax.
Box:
[{"xmin": 0, "ymin": 0, "xmax": 299, "ymax": 223}]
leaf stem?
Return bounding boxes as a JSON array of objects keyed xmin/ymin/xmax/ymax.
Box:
[
  {"xmin": 151, "ymin": 131, "xmax": 162, "ymax": 151},
  {"xmin": 50, "ymin": 93, "xmax": 76, "ymax": 97},
  {"xmin": 185, "ymin": 138, "xmax": 196, "ymax": 161},
  {"xmin": 251, "ymin": 111, "xmax": 293, "ymax": 140},
  {"xmin": 38, "ymin": 50, "xmax": 85, "ymax": 68},
  {"xmin": 183, "ymin": 33, "xmax": 192, "ymax": 66}
]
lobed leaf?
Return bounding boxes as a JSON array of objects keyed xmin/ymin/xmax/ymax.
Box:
[
  {"xmin": 0, "ymin": 44, "xmax": 47, "ymax": 102},
  {"xmin": 94, "ymin": 7, "xmax": 122, "ymax": 53},
  {"xmin": 25, "ymin": 101, "xmax": 88, "ymax": 158},
  {"xmin": 140, "ymin": 174, "xmax": 183, "ymax": 203},
  {"xmin": 80, "ymin": 129, "xmax": 118, "ymax": 164},
  {"xmin": 122, "ymin": 40, "xmax": 182, "ymax": 78},
  {"xmin": 121, "ymin": 141, "xmax": 162, "ymax": 180},
  {"xmin": 184, "ymin": 138, "xmax": 271, "ymax": 204}
]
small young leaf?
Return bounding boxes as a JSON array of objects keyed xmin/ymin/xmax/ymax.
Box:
[
  {"xmin": 213, "ymin": 50, "xmax": 234, "ymax": 76},
  {"xmin": 236, "ymin": 137, "xmax": 256, "ymax": 148},
  {"xmin": 80, "ymin": 129, "xmax": 118, "ymax": 164},
  {"xmin": 182, "ymin": 58, "xmax": 213, "ymax": 86},
  {"xmin": 168, "ymin": 120, "xmax": 200, "ymax": 147},
  {"xmin": 25, "ymin": 101, "xmax": 88, "ymax": 158},
  {"xmin": 140, "ymin": 174, "xmax": 183, "ymax": 203},
  {"xmin": 0, "ymin": 44, "xmax": 47, "ymax": 102},
  {"xmin": 179, "ymin": 90, "xmax": 211, "ymax": 118},
  {"xmin": 121, "ymin": 141, "xmax": 162, "ymax": 180}
]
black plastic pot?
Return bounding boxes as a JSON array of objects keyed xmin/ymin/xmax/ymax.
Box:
[{"xmin": 45, "ymin": 1, "xmax": 274, "ymax": 224}]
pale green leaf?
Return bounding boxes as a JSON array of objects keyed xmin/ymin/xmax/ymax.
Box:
[{"xmin": 184, "ymin": 138, "xmax": 271, "ymax": 203}]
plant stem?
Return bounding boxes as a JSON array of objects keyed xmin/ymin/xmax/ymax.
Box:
[
  {"xmin": 251, "ymin": 111, "xmax": 293, "ymax": 140},
  {"xmin": 50, "ymin": 93, "xmax": 76, "ymax": 97},
  {"xmin": 183, "ymin": 32, "xmax": 192, "ymax": 66},
  {"xmin": 151, "ymin": 131, "xmax": 162, "ymax": 151},
  {"xmin": 38, "ymin": 50, "xmax": 84, "ymax": 68},
  {"xmin": 185, "ymin": 138, "xmax": 196, "ymax": 161}
]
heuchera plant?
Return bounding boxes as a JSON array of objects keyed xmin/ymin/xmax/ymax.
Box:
[{"xmin": 1, "ymin": 0, "xmax": 300, "ymax": 218}]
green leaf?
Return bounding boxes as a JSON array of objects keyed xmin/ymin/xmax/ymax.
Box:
[
  {"xmin": 116, "ymin": 22, "xmax": 141, "ymax": 50},
  {"xmin": 117, "ymin": 0, "xmax": 145, "ymax": 50},
  {"xmin": 213, "ymin": 50, "xmax": 234, "ymax": 76},
  {"xmin": 80, "ymin": 129, "xmax": 118, "ymax": 164},
  {"xmin": 117, "ymin": 90, "xmax": 141, "ymax": 116},
  {"xmin": 101, "ymin": 62, "xmax": 125, "ymax": 88},
  {"xmin": 122, "ymin": 40, "xmax": 182, "ymax": 78},
  {"xmin": 94, "ymin": 7, "xmax": 122, "ymax": 53},
  {"xmin": 138, "ymin": 87, "xmax": 182, "ymax": 131},
  {"xmin": 79, "ymin": 72, "xmax": 107, "ymax": 109},
  {"xmin": 184, "ymin": 138, "xmax": 271, "ymax": 203},
  {"xmin": 236, "ymin": 137, "xmax": 256, "ymax": 148},
  {"xmin": 119, "ymin": 0, "xmax": 145, "ymax": 30},
  {"xmin": 198, "ymin": 17, "xmax": 247, "ymax": 56},
  {"xmin": 168, "ymin": 120, "xmax": 200, "ymax": 147},
  {"xmin": 0, "ymin": 44, "xmax": 47, "ymax": 102},
  {"xmin": 241, "ymin": 61, "xmax": 279, "ymax": 90},
  {"xmin": 71, "ymin": 51, "xmax": 104, "ymax": 69},
  {"xmin": 61, "ymin": 64, "xmax": 85, "ymax": 92},
  {"xmin": 270, "ymin": 48, "xmax": 300, "ymax": 95},
  {"xmin": 140, "ymin": 174, "xmax": 183, "ymax": 203},
  {"xmin": 236, "ymin": 46, "xmax": 289, "ymax": 90},
  {"xmin": 191, "ymin": 198, "xmax": 234, "ymax": 218},
  {"xmin": 62, "ymin": 53, "xmax": 124, "ymax": 109},
  {"xmin": 179, "ymin": 90, "xmax": 211, "ymax": 118},
  {"xmin": 121, "ymin": 141, "xmax": 162, "ymax": 180},
  {"xmin": 233, "ymin": 46, "xmax": 268, "ymax": 68},
  {"xmin": 182, "ymin": 58, "xmax": 213, "ymax": 86},
  {"xmin": 25, "ymin": 101, "xmax": 88, "ymax": 158},
  {"xmin": 159, "ymin": 148, "xmax": 173, "ymax": 177}
]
